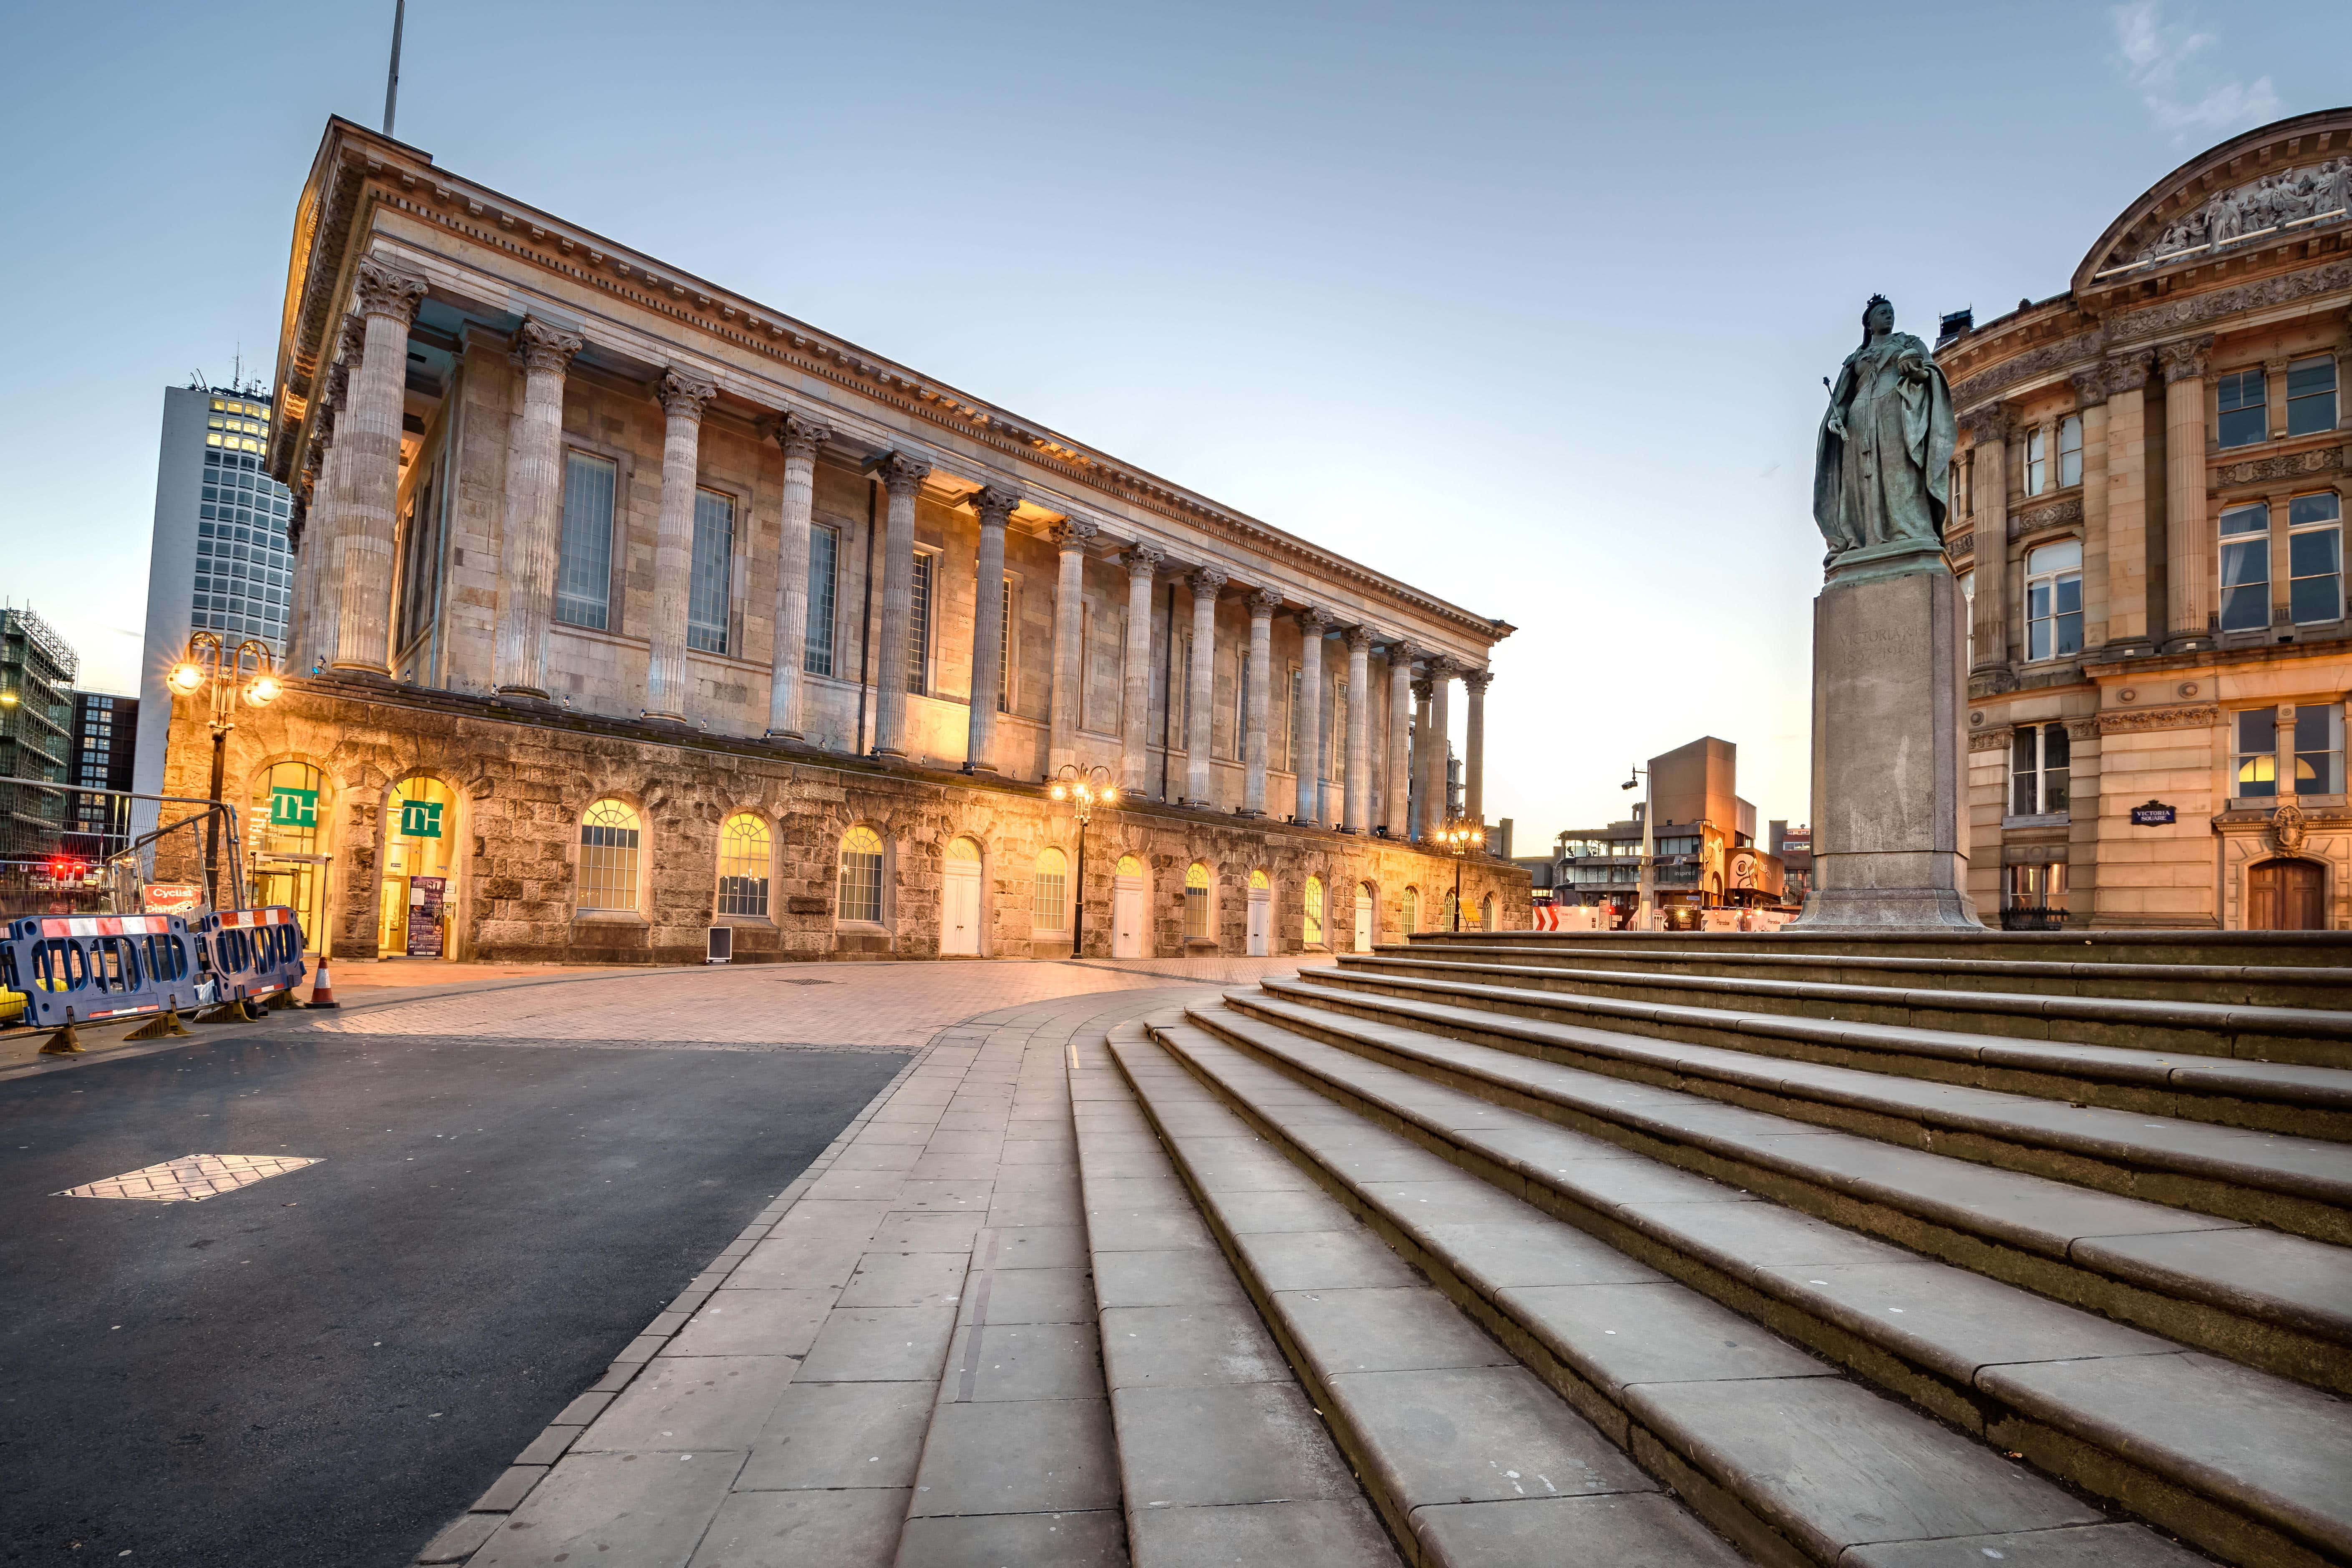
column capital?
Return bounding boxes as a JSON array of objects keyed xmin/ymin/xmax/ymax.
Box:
[
  {"xmin": 971, "ymin": 484, "xmax": 1023, "ymax": 527},
  {"xmin": 1388, "ymin": 637, "xmax": 1426, "ymax": 667},
  {"xmin": 1411, "ymin": 675, "xmax": 1433, "ymax": 702},
  {"xmin": 353, "ymin": 257, "xmax": 428, "ymax": 323},
  {"xmin": 511, "ymin": 317, "xmax": 585, "ymax": 376},
  {"xmin": 1246, "ymin": 588, "xmax": 1283, "ymax": 619},
  {"xmin": 1046, "ymin": 517, "xmax": 1098, "ymax": 549},
  {"xmin": 658, "ymin": 367, "xmax": 718, "ymax": 421},
  {"xmin": 1121, "ymin": 543, "xmax": 1166, "ymax": 578},
  {"xmin": 870, "ymin": 449, "xmax": 931, "ymax": 496},
  {"xmin": 2068, "ymin": 368, "xmax": 2108, "ymax": 410},
  {"xmin": 776, "ymin": 409, "xmax": 834, "ymax": 462},
  {"xmin": 2160, "ymin": 334, "xmax": 2215, "ymax": 383},
  {"xmin": 336, "ymin": 312, "xmax": 368, "ymax": 366},
  {"xmin": 1188, "ymin": 566, "xmax": 1228, "ymax": 597},
  {"xmin": 1294, "ymin": 605, "xmax": 1334, "ymax": 636},
  {"xmin": 1959, "ymin": 404, "xmax": 2011, "ymax": 447},
  {"xmin": 2103, "ymin": 353, "xmax": 2155, "ymax": 395},
  {"xmin": 1425, "ymin": 653, "xmax": 1462, "ymax": 679},
  {"xmin": 1460, "ymin": 666, "xmax": 1493, "ymax": 694},
  {"xmin": 1343, "ymin": 622, "xmax": 1377, "ymax": 652}
]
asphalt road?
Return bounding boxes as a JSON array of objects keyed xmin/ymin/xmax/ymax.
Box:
[{"xmin": 0, "ymin": 1024, "xmax": 909, "ymax": 1567}]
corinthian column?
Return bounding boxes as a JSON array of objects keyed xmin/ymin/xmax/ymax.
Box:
[
  {"xmin": 869, "ymin": 450, "xmax": 931, "ymax": 758},
  {"xmin": 2161, "ymin": 335, "xmax": 2216, "ymax": 647},
  {"xmin": 307, "ymin": 321, "xmax": 362, "ymax": 671},
  {"xmin": 494, "ymin": 318, "xmax": 586, "ymax": 698},
  {"xmin": 1424, "ymin": 657, "xmax": 1455, "ymax": 825},
  {"xmin": 1386, "ymin": 641, "xmax": 1418, "ymax": 838},
  {"xmin": 330, "ymin": 259, "xmax": 426, "ymax": 673},
  {"xmin": 1342, "ymin": 625, "xmax": 1374, "ymax": 833},
  {"xmin": 965, "ymin": 485, "xmax": 1019, "ymax": 771},
  {"xmin": 1117, "ymin": 545, "xmax": 1163, "ymax": 790},
  {"xmin": 1461, "ymin": 666, "xmax": 1491, "ymax": 825},
  {"xmin": 644, "ymin": 368, "xmax": 717, "ymax": 722},
  {"xmin": 1046, "ymin": 519, "xmax": 1095, "ymax": 775},
  {"xmin": 1186, "ymin": 568, "xmax": 1226, "ymax": 805},
  {"xmin": 1244, "ymin": 589, "xmax": 1279, "ymax": 814},
  {"xmin": 766, "ymin": 411, "xmax": 832, "ymax": 741},
  {"xmin": 1293, "ymin": 608, "xmax": 1331, "ymax": 824}
]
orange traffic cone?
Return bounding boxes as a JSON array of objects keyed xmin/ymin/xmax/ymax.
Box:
[{"xmin": 306, "ymin": 961, "xmax": 341, "ymax": 1009}]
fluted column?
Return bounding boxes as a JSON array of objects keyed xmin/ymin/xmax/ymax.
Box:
[
  {"xmin": 869, "ymin": 450, "xmax": 930, "ymax": 758},
  {"xmin": 1046, "ymin": 519, "xmax": 1094, "ymax": 775},
  {"xmin": 644, "ymin": 368, "xmax": 717, "ymax": 721},
  {"xmin": 1461, "ymin": 666, "xmax": 1491, "ymax": 826},
  {"xmin": 1342, "ymin": 625, "xmax": 1373, "ymax": 833},
  {"xmin": 1962, "ymin": 406, "xmax": 2010, "ymax": 674},
  {"xmin": 1410, "ymin": 673, "xmax": 1433, "ymax": 839},
  {"xmin": 965, "ymin": 485, "xmax": 1019, "ymax": 770},
  {"xmin": 1292, "ymin": 607, "xmax": 1331, "ymax": 824},
  {"xmin": 494, "ymin": 318, "xmax": 586, "ymax": 698},
  {"xmin": 766, "ymin": 411, "xmax": 832, "ymax": 741},
  {"xmin": 307, "ymin": 320, "xmax": 364, "ymax": 671},
  {"xmin": 1244, "ymin": 590, "xmax": 1278, "ymax": 814},
  {"xmin": 330, "ymin": 260, "xmax": 426, "ymax": 673},
  {"xmin": 1185, "ymin": 569, "xmax": 1226, "ymax": 804},
  {"xmin": 2161, "ymin": 336, "xmax": 2215, "ymax": 647},
  {"xmin": 1118, "ymin": 544, "xmax": 1163, "ymax": 790},
  {"xmin": 1385, "ymin": 640, "xmax": 1418, "ymax": 837},
  {"xmin": 1424, "ymin": 657, "xmax": 1455, "ymax": 825}
]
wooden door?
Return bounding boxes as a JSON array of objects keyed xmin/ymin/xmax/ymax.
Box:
[
  {"xmin": 2249, "ymin": 858, "xmax": 2327, "ymax": 930},
  {"xmin": 1353, "ymin": 886, "xmax": 1373, "ymax": 953},
  {"xmin": 1247, "ymin": 889, "xmax": 1270, "ymax": 956},
  {"xmin": 941, "ymin": 863, "xmax": 981, "ymax": 955}
]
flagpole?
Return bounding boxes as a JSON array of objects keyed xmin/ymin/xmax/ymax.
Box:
[{"xmin": 383, "ymin": 0, "xmax": 405, "ymax": 137}]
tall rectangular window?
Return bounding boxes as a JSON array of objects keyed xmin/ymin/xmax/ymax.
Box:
[
  {"xmin": 805, "ymin": 524, "xmax": 839, "ymax": 676},
  {"xmin": 997, "ymin": 577, "xmax": 1014, "ymax": 712},
  {"xmin": 1287, "ymin": 668, "xmax": 1302, "ymax": 770},
  {"xmin": 2235, "ymin": 708, "xmax": 2279, "ymax": 798},
  {"xmin": 2289, "ymin": 493, "xmax": 2343, "ymax": 624},
  {"xmin": 1332, "ymin": 681, "xmax": 1347, "ymax": 781},
  {"xmin": 2286, "ymin": 355, "xmax": 2338, "ymax": 437},
  {"xmin": 687, "ymin": 489, "xmax": 734, "ymax": 654},
  {"xmin": 2217, "ymin": 368, "xmax": 2266, "ymax": 448},
  {"xmin": 907, "ymin": 550, "xmax": 935, "ymax": 695},
  {"xmin": 1959, "ymin": 569, "xmax": 1976, "ymax": 668},
  {"xmin": 2010, "ymin": 723, "xmax": 2070, "ymax": 816},
  {"xmin": 555, "ymin": 452, "xmax": 616, "ymax": 630},
  {"xmin": 2296, "ymin": 706, "xmax": 2346, "ymax": 796},
  {"xmin": 2057, "ymin": 413, "xmax": 2083, "ymax": 488},
  {"xmin": 2024, "ymin": 539, "xmax": 2083, "ymax": 660},
  {"xmin": 2024, "ymin": 425, "xmax": 2047, "ymax": 493},
  {"xmin": 2006, "ymin": 862, "xmax": 2067, "ymax": 912},
  {"xmin": 1235, "ymin": 652, "xmax": 1250, "ymax": 750},
  {"xmin": 2219, "ymin": 503, "xmax": 2271, "ymax": 632}
]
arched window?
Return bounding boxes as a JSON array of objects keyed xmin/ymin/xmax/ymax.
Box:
[
  {"xmin": 1303, "ymin": 875, "xmax": 1324, "ymax": 946},
  {"xmin": 1481, "ymin": 894, "xmax": 1497, "ymax": 931},
  {"xmin": 1444, "ymin": 888, "xmax": 1459, "ymax": 930},
  {"xmin": 1033, "ymin": 847, "xmax": 1070, "ymax": 931},
  {"xmin": 249, "ymin": 760, "xmax": 326, "ymax": 944},
  {"xmin": 578, "ymin": 798, "xmax": 642, "ymax": 912},
  {"xmin": 1185, "ymin": 862, "xmax": 1212, "ymax": 941},
  {"xmin": 1402, "ymin": 886, "xmax": 1420, "ymax": 933},
  {"xmin": 1248, "ymin": 868, "xmax": 1270, "ymax": 891},
  {"xmin": 716, "ymin": 813, "xmax": 771, "ymax": 917},
  {"xmin": 945, "ymin": 836, "xmax": 982, "ymax": 865},
  {"xmin": 838, "ymin": 826, "xmax": 885, "ymax": 924}
]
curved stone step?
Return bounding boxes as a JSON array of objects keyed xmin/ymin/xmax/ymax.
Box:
[
  {"xmin": 1365, "ymin": 941, "xmax": 2352, "ymax": 1012},
  {"xmin": 1223, "ymin": 984, "xmax": 2352, "ymax": 1394},
  {"xmin": 1409, "ymin": 928, "xmax": 2352, "ymax": 970},
  {"xmin": 1090, "ymin": 1021, "xmax": 1745, "ymax": 1567},
  {"xmin": 1133, "ymin": 1012, "xmax": 2223, "ymax": 1568},
  {"xmin": 1335, "ymin": 953, "xmax": 2352, "ymax": 1076},
  {"xmin": 1259, "ymin": 973, "xmax": 2352, "ymax": 1245}
]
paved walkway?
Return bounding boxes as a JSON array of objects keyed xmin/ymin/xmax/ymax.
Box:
[{"xmin": 422, "ymin": 977, "xmax": 1265, "ymax": 1565}]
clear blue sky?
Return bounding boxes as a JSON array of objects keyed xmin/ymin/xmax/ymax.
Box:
[{"xmin": 3, "ymin": 0, "xmax": 2344, "ymax": 849}]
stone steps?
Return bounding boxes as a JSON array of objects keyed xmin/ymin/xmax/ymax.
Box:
[
  {"xmin": 1335, "ymin": 952, "xmax": 2352, "ymax": 1073},
  {"xmin": 1420, "ymin": 929, "xmax": 2352, "ymax": 969},
  {"xmin": 1258, "ymin": 973, "xmax": 2352, "ymax": 1245},
  {"xmin": 1379, "ymin": 941, "xmax": 2352, "ymax": 1011},
  {"xmin": 1150, "ymin": 999, "xmax": 2352, "ymax": 1568},
  {"xmin": 1222, "ymin": 985, "xmax": 2352, "ymax": 1395}
]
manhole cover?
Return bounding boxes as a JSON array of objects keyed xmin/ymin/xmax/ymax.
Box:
[{"xmin": 57, "ymin": 1154, "xmax": 322, "ymax": 1202}]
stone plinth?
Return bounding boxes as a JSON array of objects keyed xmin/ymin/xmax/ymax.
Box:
[{"xmin": 1794, "ymin": 543, "xmax": 1981, "ymax": 931}]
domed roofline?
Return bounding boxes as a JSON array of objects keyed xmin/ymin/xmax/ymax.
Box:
[{"xmin": 2074, "ymin": 106, "xmax": 2352, "ymax": 294}]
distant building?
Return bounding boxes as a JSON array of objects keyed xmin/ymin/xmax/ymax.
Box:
[
  {"xmin": 0, "ymin": 606, "xmax": 80, "ymax": 860},
  {"xmin": 65, "ymin": 691, "xmax": 138, "ymax": 852},
  {"xmin": 1770, "ymin": 820, "xmax": 1812, "ymax": 905},
  {"xmin": 1551, "ymin": 737, "xmax": 1786, "ymax": 923}
]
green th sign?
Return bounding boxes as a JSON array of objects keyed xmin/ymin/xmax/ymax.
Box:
[
  {"xmin": 269, "ymin": 786, "xmax": 319, "ymax": 828},
  {"xmin": 397, "ymin": 798, "xmax": 443, "ymax": 839}
]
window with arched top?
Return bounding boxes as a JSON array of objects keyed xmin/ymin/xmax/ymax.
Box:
[
  {"xmin": 945, "ymin": 835, "xmax": 982, "ymax": 863},
  {"xmin": 1303, "ymin": 875, "xmax": 1325, "ymax": 946},
  {"xmin": 578, "ymin": 799, "xmax": 642, "ymax": 912},
  {"xmin": 1248, "ymin": 868, "xmax": 1270, "ymax": 891},
  {"xmin": 838, "ymin": 826, "xmax": 885, "ymax": 924},
  {"xmin": 1481, "ymin": 894, "xmax": 1497, "ymax": 931},
  {"xmin": 716, "ymin": 813, "xmax": 772, "ymax": 917},
  {"xmin": 1117, "ymin": 854, "xmax": 1144, "ymax": 877},
  {"xmin": 1403, "ymin": 886, "xmax": 1420, "ymax": 933},
  {"xmin": 1034, "ymin": 848, "xmax": 1070, "ymax": 931},
  {"xmin": 1185, "ymin": 862, "xmax": 1212, "ymax": 941}
]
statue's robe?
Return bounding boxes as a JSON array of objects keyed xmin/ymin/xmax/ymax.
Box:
[{"xmin": 1812, "ymin": 331, "xmax": 1956, "ymax": 556}]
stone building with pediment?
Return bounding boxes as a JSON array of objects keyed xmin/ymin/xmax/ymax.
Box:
[
  {"xmin": 1942, "ymin": 108, "xmax": 2352, "ymax": 929},
  {"xmin": 159, "ymin": 116, "xmax": 1522, "ymax": 963}
]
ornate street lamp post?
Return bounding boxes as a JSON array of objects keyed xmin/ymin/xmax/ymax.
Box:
[
  {"xmin": 168, "ymin": 632, "xmax": 282, "ymax": 909},
  {"xmin": 1048, "ymin": 763, "xmax": 1119, "ymax": 959},
  {"xmin": 1433, "ymin": 815, "xmax": 1484, "ymax": 931},
  {"xmin": 1622, "ymin": 763, "xmax": 1654, "ymax": 931}
]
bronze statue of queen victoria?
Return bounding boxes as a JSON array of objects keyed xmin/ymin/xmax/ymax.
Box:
[{"xmin": 1812, "ymin": 296, "xmax": 1958, "ymax": 563}]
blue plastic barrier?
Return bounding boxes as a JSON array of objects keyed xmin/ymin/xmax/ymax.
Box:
[
  {"xmin": 195, "ymin": 906, "xmax": 308, "ymax": 1002},
  {"xmin": 0, "ymin": 914, "xmax": 201, "ymax": 1029}
]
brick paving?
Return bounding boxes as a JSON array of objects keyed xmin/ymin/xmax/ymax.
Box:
[{"xmin": 54, "ymin": 1151, "xmax": 323, "ymax": 1202}]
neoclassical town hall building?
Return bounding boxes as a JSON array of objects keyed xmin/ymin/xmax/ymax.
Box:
[
  {"xmin": 1948, "ymin": 108, "xmax": 2352, "ymax": 929},
  {"xmin": 162, "ymin": 118, "xmax": 1522, "ymax": 963}
]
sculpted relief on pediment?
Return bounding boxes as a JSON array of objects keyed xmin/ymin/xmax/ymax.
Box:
[{"xmin": 2117, "ymin": 159, "xmax": 2352, "ymax": 271}]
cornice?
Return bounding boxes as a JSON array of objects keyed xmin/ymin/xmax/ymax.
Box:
[{"xmin": 273, "ymin": 118, "xmax": 1513, "ymax": 649}]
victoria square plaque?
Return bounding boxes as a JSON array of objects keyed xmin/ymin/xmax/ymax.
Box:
[{"xmin": 1792, "ymin": 297, "xmax": 1982, "ymax": 931}]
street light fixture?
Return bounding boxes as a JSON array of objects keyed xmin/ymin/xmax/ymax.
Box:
[
  {"xmin": 1432, "ymin": 815, "xmax": 1484, "ymax": 931},
  {"xmin": 171, "ymin": 632, "xmax": 282, "ymax": 909},
  {"xmin": 1047, "ymin": 763, "xmax": 1119, "ymax": 959},
  {"xmin": 1622, "ymin": 763, "xmax": 1654, "ymax": 931}
]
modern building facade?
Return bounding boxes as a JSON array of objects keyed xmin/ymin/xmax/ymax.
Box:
[
  {"xmin": 1549, "ymin": 737, "xmax": 1784, "ymax": 921},
  {"xmin": 1943, "ymin": 107, "xmax": 2352, "ymax": 929},
  {"xmin": 64, "ymin": 690, "xmax": 137, "ymax": 852},
  {"xmin": 0, "ymin": 606, "xmax": 78, "ymax": 861},
  {"xmin": 159, "ymin": 117, "xmax": 1524, "ymax": 962}
]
